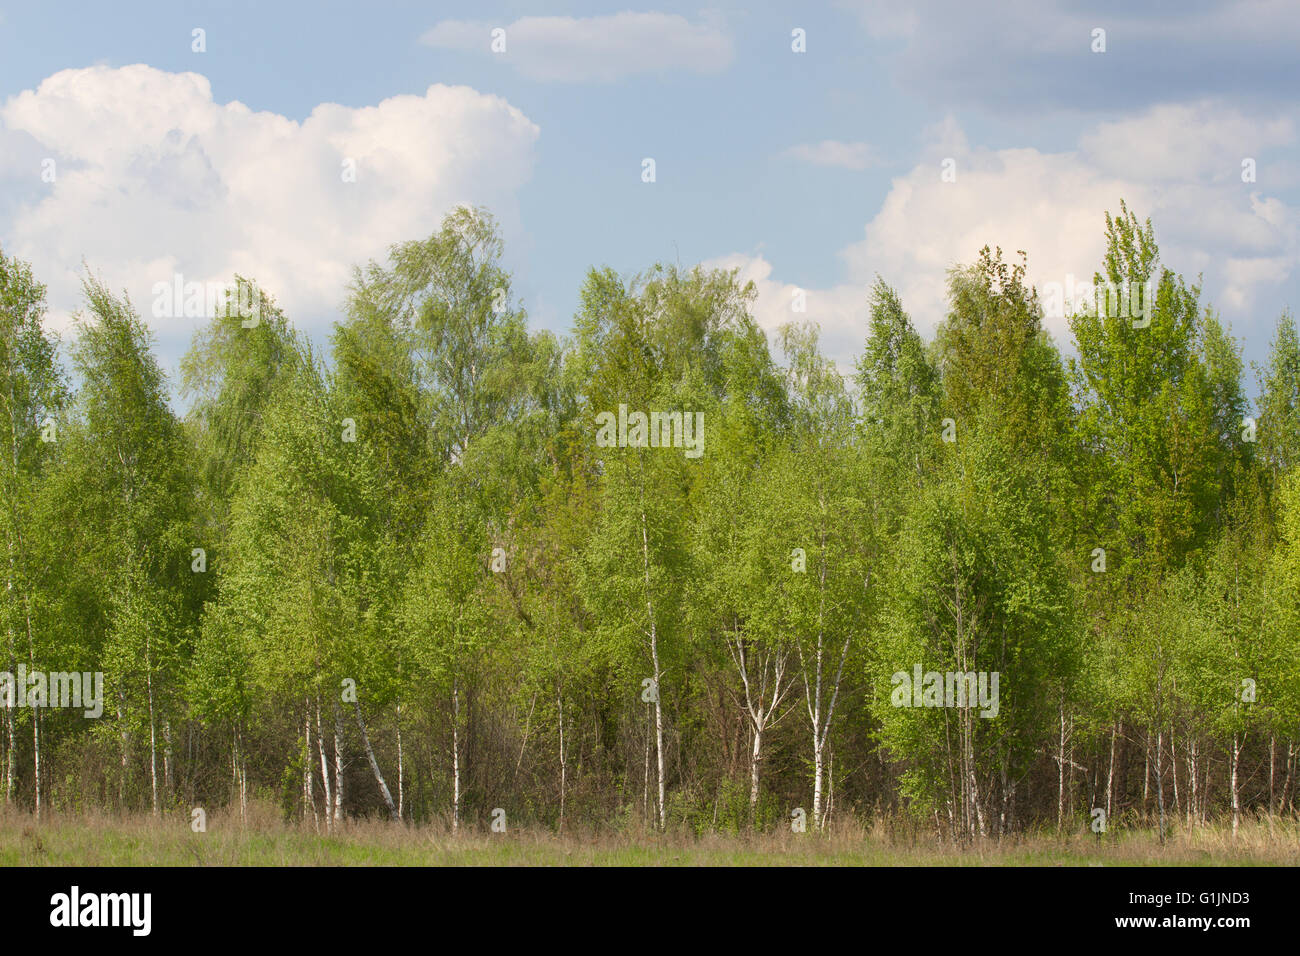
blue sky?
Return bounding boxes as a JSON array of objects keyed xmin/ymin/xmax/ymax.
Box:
[{"xmin": 1, "ymin": 1, "xmax": 1297, "ymax": 397}]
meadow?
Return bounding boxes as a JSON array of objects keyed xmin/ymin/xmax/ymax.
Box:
[{"xmin": 2, "ymin": 805, "xmax": 1296, "ymax": 867}]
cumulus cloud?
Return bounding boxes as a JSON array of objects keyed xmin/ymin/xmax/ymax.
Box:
[
  {"xmin": 701, "ymin": 252, "xmax": 868, "ymax": 376},
  {"xmin": 781, "ymin": 140, "xmax": 879, "ymax": 171},
  {"xmin": 420, "ymin": 12, "xmax": 734, "ymax": 82},
  {"xmin": 711, "ymin": 104, "xmax": 1299, "ymax": 367},
  {"xmin": 0, "ymin": 64, "xmax": 540, "ymax": 345},
  {"xmin": 1079, "ymin": 102, "xmax": 1296, "ymax": 183},
  {"xmin": 855, "ymin": 107, "xmax": 1297, "ymax": 334}
]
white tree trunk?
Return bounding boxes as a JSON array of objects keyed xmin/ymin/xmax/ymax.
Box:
[
  {"xmin": 1106, "ymin": 720, "xmax": 1118, "ymax": 820},
  {"xmin": 163, "ymin": 719, "xmax": 173, "ymax": 800},
  {"xmin": 1170, "ymin": 724, "xmax": 1180, "ymax": 819},
  {"xmin": 304, "ymin": 706, "xmax": 318, "ymax": 831},
  {"xmin": 396, "ymin": 703, "xmax": 405, "ymax": 821},
  {"xmin": 798, "ymin": 531, "xmax": 850, "ymax": 833},
  {"xmin": 636, "ymin": 468, "xmax": 666, "ymax": 833},
  {"xmin": 1057, "ymin": 703, "xmax": 1066, "ymax": 831},
  {"xmin": 557, "ymin": 691, "xmax": 566, "ymax": 832},
  {"xmin": 147, "ymin": 646, "xmax": 158, "ymax": 817},
  {"xmin": 727, "ymin": 627, "xmax": 791, "ymax": 817},
  {"xmin": 31, "ymin": 707, "xmax": 40, "ymax": 819},
  {"xmin": 315, "ymin": 700, "xmax": 332, "ymax": 834},
  {"xmin": 451, "ymin": 680, "xmax": 461, "ymax": 834},
  {"xmin": 332, "ymin": 704, "xmax": 345, "ymax": 824},
  {"xmin": 4, "ymin": 703, "xmax": 12, "ymax": 805},
  {"xmin": 118, "ymin": 692, "xmax": 129, "ymax": 808},
  {"xmin": 353, "ymin": 699, "xmax": 399, "ymax": 821},
  {"xmin": 1230, "ymin": 731, "xmax": 1241, "ymax": 838},
  {"xmin": 1154, "ymin": 728, "xmax": 1166, "ymax": 843},
  {"xmin": 812, "ymin": 742, "xmax": 824, "ymax": 827}
]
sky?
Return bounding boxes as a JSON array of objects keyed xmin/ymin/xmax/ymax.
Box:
[{"xmin": 1, "ymin": 0, "xmax": 1297, "ymax": 400}]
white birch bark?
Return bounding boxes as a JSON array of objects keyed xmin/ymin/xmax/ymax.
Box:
[
  {"xmin": 1230, "ymin": 730, "xmax": 1241, "ymax": 838},
  {"xmin": 727, "ymin": 619, "xmax": 793, "ymax": 815},
  {"xmin": 304, "ymin": 705, "xmax": 318, "ymax": 831},
  {"xmin": 797, "ymin": 525, "xmax": 850, "ymax": 832},
  {"xmin": 557, "ymin": 691, "xmax": 566, "ymax": 832},
  {"xmin": 332, "ymin": 704, "xmax": 345, "ymax": 824},
  {"xmin": 396, "ymin": 703, "xmax": 405, "ymax": 822},
  {"xmin": 315, "ymin": 701, "xmax": 332, "ymax": 834},
  {"xmin": 353, "ymin": 698, "xmax": 399, "ymax": 821},
  {"xmin": 636, "ymin": 456, "xmax": 666, "ymax": 832},
  {"xmin": 451, "ymin": 679, "xmax": 461, "ymax": 834}
]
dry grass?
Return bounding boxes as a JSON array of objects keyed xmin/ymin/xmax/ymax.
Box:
[{"xmin": 2, "ymin": 803, "xmax": 1297, "ymax": 866}]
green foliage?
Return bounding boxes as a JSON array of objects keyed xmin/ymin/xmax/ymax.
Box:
[{"xmin": 7, "ymin": 204, "xmax": 1295, "ymax": 838}]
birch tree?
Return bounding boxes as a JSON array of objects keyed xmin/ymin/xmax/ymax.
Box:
[{"xmin": 0, "ymin": 249, "xmax": 64, "ymax": 812}]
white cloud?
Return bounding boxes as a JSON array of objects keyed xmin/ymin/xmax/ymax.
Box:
[
  {"xmin": 711, "ymin": 105, "xmax": 1299, "ymax": 368},
  {"xmin": 1079, "ymin": 102, "xmax": 1296, "ymax": 183},
  {"xmin": 846, "ymin": 108, "xmax": 1299, "ymax": 341},
  {"xmin": 0, "ymin": 64, "xmax": 540, "ymax": 343},
  {"xmin": 841, "ymin": 142, "xmax": 1142, "ymax": 343},
  {"xmin": 781, "ymin": 140, "xmax": 878, "ymax": 171},
  {"xmin": 421, "ymin": 13, "xmax": 733, "ymax": 83},
  {"xmin": 701, "ymin": 252, "xmax": 867, "ymax": 376}
]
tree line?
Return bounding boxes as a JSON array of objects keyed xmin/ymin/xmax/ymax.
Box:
[{"xmin": 1, "ymin": 201, "xmax": 1298, "ymax": 840}]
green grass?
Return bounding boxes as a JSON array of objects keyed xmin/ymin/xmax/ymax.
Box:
[{"xmin": 3, "ymin": 807, "xmax": 1297, "ymax": 866}]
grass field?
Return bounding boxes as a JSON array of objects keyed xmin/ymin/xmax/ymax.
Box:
[{"xmin": 2, "ymin": 805, "xmax": 1298, "ymax": 866}]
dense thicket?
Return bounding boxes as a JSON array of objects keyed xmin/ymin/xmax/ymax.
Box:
[{"xmin": 2, "ymin": 203, "xmax": 1298, "ymax": 839}]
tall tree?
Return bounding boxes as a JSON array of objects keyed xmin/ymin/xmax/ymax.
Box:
[{"xmin": 0, "ymin": 248, "xmax": 65, "ymax": 813}]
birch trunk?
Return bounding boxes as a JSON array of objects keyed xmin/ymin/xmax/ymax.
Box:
[
  {"xmin": 230, "ymin": 727, "xmax": 239, "ymax": 819},
  {"xmin": 147, "ymin": 638, "xmax": 158, "ymax": 816},
  {"xmin": 1230, "ymin": 730, "xmax": 1241, "ymax": 838},
  {"xmin": 4, "ymin": 595, "xmax": 14, "ymax": 806},
  {"xmin": 31, "ymin": 707, "xmax": 40, "ymax": 819},
  {"xmin": 451, "ymin": 680, "xmax": 461, "ymax": 834},
  {"xmin": 1283, "ymin": 741, "xmax": 1295, "ymax": 813},
  {"xmin": 353, "ymin": 699, "xmax": 399, "ymax": 821},
  {"xmin": 5, "ymin": 392, "xmax": 19, "ymax": 809},
  {"xmin": 396, "ymin": 703, "xmax": 404, "ymax": 821},
  {"xmin": 118, "ymin": 691, "xmax": 129, "ymax": 809},
  {"xmin": 727, "ymin": 623, "xmax": 791, "ymax": 817},
  {"xmin": 163, "ymin": 719, "xmax": 173, "ymax": 801},
  {"xmin": 636, "ymin": 455, "xmax": 666, "ymax": 832},
  {"xmin": 642, "ymin": 705, "xmax": 650, "ymax": 823},
  {"xmin": 24, "ymin": 593, "xmax": 39, "ymax": 818},
  {"xmin": 304, "ymin": 706, "xmax": 318, "ymax": 831},
  {"xmin": 557, "ymin": 691, "xmax": 566, "ymax": 832},
  {"xmin": 798, "ymin": 525, "xmax": 850, "ymax": 832},
  {"xmin": 332, "ymin": 704, "xmax": 345, "ymax": 824},
  {"xmin": 1142, "ymin": 733, "xmax": 1150, "ymax": 814},
  {"xmin": 1057, "ymin": 703, "xmax": 1066, "ymax": 831},
  {"xmin": 1154, "ymin": 728, "xmax": 1166, "ymax": 844},
  {"xmin": 314, "ymin": 700, "xmax": 332, "ymax": 833},
  {"xmin": 3, "ymin": 702, "xmax": 11, "ymax": 805},
  {"xmin": 1170, "ymin": 723, "xmax": 1180, "ymax": 819},
  {"xmin": 812, "ymin": 745, "xmax": 824, "ymax": 829},
  {"xmin": 1106, "ymin": 720, "xmax": 1118, "ymax": 820}
]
